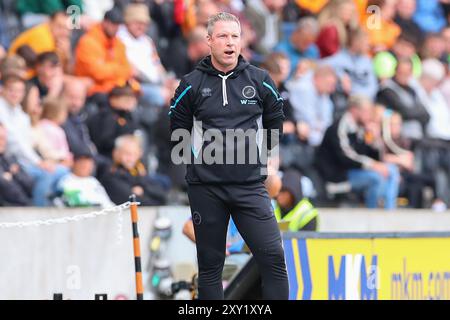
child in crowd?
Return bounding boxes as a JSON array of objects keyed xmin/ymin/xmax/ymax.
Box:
[
  {"xmin": 35, "ymin": 97, "xmax": 73, "ymax": 168},
  {"xmin": 58, "ymin": 153, "xmax": 114, "ymax": 208},
  {"xmin": 99, "ymin": 134, "xmax": 167, "ymax": 206}
]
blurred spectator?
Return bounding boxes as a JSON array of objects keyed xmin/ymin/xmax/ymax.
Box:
[
  {"xmin": 117, "ymin": 3, "xmax": 171, "ymax": 109},
  {"xmin": 88, "ymin": 84, "xmax": 140, "ymax": 158},
  {"xmin": 378, "ymin": 108, "xmax": 436, "ymax": 208},
  {"xmin": 413, "ymin": 0, "xmax": 447, "ymax": 33},
  {"xmin": 442, "ymin": 26, "xmax": 450, "ymax": 62},
  {"xmin": 373, "ymin": 32, "xmax": 422, "ymax": 80},
  {"xmin": 0, "ymin": 55, "xmax": 27, "ymax": 81},
  {"xmin": 31, "ymin": 51, "xmax": 64, "ymax": 98},
  {"xmin": 35, "ymin": 97, "xmax": 73, "ymax": 168},
  {"xmin": 364, "ymin": 0, "xmax": 401, "ymax": 52},
  {"xmin": 276, "ymin": 169, "xmax": 318, "ymax": 231},
  {"xmin": 317, "ymin": 95, "xmax": 400, "ymax": 209},
  {"xmin": 9, "ymin": 11, "xmax": 73, "ymax": 73},
  {"xmin": 15, "ymin": 45, "xmax": 38, "ymax": 80},
  {"xmin": 61, "ymin": 79, "xmax": 98, "ymax": 159},
  {"xmin": 414, "ymin": 59, "xmax": 450, "ymax": 206},
  {"xmin": 288, "ymin": 64, "xmax": 337, "ymax": 147},
  {"xmin": 184, "ymin": 26, "xmax": 211, "ymax": 74},
  {"xmin": 16, "ymin": 0, "xmax": 83, "ymax": 28},
  {"xmin": 421, "ymin": 33, "xmax": 447, "ymax": 62},
  {"xmin": 325, "ymin": 28, "xmax": 378, "ymax": 99},
  {"xmin": 274, "ymin": 16, "xmax": 320, "ymax": 77},
  {"xmin": 0, "ymin": 73, "xmax": 69, "ymax": 206},
  {"xmin": 316, "ymin": 0, "xmax": 358, "ymax": 58},
  {"xmin": 0, "ymin": 122, "xmax": 34, "ymax": 206},
  {"xmin": 244, "ymin": 0, "xmax": 286, "ymax": 55},
  {"xmin": 74, "ymin": 8, "xmax": 138, "ymax": 103},
  {"xmin": 415, "ymin": 59, "xmax": 450, "ymax": 140},
  {"xmin": 394, "ymin": 0, "xmax": 425, "ymax": 48},
  {"xmin": 0, "ymin": 0, "xmax": 22, "ymax": 50},
  {"xmin": 99, "ymin": 134, "xmax": 167, "ymax": 206},
  {"xmin": 376, "ymin": 58, "xmax": 430, "ymax": 141},
  {"xmin": 57, "ymin": 153, "xmax": 114, "ymax": 208},
  {"xmin": 21, "ymin": 83, "xmax": 42, "ymax": 124}
]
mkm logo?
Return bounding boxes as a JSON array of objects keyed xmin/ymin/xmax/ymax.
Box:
[{"xmin": 328, "ymin": 254, "xmax": 379, "ymax": 300}]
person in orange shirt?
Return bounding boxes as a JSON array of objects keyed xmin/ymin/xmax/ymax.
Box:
[
  {"xmin": 74, "ymin": 8, "xmax": 139, "ymax": 104},
  {"xmin": 9, "ymin": 11, "xmax": 72, "ymax": 73},
  {"xmin": 363, "ymin": 0, "xmax": 401, "ymax": 53}
]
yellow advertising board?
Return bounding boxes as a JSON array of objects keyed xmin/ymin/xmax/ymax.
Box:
[{"xmin": 283, "ymin": 233, "xmax": 450, "ymax": 300}]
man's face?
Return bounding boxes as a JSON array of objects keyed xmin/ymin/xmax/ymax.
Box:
[
  {"xmin": 103, "ymin": 21, "xmax": 120, "ymax": 38},
  {"xmin": 207, "ymin": 20, "xmax": 241, "ymax": 72},
  {"xmin": 2, "ymin": 80, "xmax": 25, "ymax": 106},
  {"xmin": 109, "ymin": 95, "xmax": 137, "ymax": 112},
  {"xmin": 395, "ymin": 62, "xmax": 413, "ymax": 86},
  {"xmin": 127, "ymin": 21, "xmax": 149, "ymax": 38},
  {"xmin": 397, "ymin": 0, "xmax": 416, "ymax": 19},
  {"xmin": 0, "ymin": 126, "xmax": 7, "ymax": 154},
  {"xmin": 64, "ymin": 83, "xmax": 86, "ymax": 114},
  {"xmin": 37, "ymin": 61, "xmax": 62, "ymax": 84},
  {"xmin": 50, "ymin": 13, "xmax": 71, "ymax": 40},
  {"xmin": 354, "ymin": 102, "xmax": 374, "ymax": 127},
  {"xmin": 292, "ymin": 29, "xmax": 316, "ymax": 52}
]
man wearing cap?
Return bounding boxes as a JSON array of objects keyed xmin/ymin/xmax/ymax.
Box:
[
  {"xmin": 74, "ymin": 8, "xmax": 139, "ymax": 100},
  {"xmin": 117, "ymin": 3, "xmax": 169, "ymax": 109}
]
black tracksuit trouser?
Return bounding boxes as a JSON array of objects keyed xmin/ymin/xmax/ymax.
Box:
[{"xmin": 187, "ymin": 181, "xmax": 289, "ymax": 300}]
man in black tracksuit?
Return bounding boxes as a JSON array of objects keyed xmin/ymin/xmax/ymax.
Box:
[{"xmin": 169, "ymin": 13, "xmax": 288, "ymax": 300}]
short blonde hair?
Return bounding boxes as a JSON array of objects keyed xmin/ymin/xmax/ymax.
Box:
[{"xmin": 207, "ymin": 12, "xmax": 241, "ymax": 36}]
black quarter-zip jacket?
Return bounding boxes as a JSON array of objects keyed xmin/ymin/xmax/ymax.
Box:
[{"xmin": 169, "ymin": 55, "xmax": 284, "ymax": 184}]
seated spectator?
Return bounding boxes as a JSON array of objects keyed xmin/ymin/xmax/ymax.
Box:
[
  {"xmin": 316, "ymin": 95, "xmax": 400, "ymax": 209},
  {"xmin": 99, "ymin": 134, "xmax": 167, "ymax": 206},
  {"xmin": 117, "ymin": 4, "xmax": 172, "ymax": 110},
  {"xmin": 57, "ymin": 153, "xmax": 114, "ymax": 208},
  {"xmin": 35, "ymin": 97, "xmax": 73, "ymax": 168},
  {"xmin": 414, "ymin": 59, "xmax": 450, "ymax": 206},
  {"xmin": 74, "ymin": 8, "xmax": 138, "ymax": 105},
  {"xmin": 325, "ymin": 28, "xmax": 378, "ymax": 99},
  {"xmin": 9, "ymin": 11, "xmax": 73, "ymax": 73},
  {"xmin": 413, "ymin": 0, "xmax": 447, "ymax": 34},
  {"xmin": 0, "ymin": 122, "xmax": 34, "ymax": 206},
  {"xmin": 373, "ymin": 32, "xmax": 422, "ymax": 81},
  {"xmin": 420, "ymin": 33, "xmax": 447, "ymax": 62},
  {"xmin": 316, "ymin": 0, "xmax": 358, "ymax": 58},
  {"xmin": 184, "ymin": 26, "xmax": 211, "ymax": 74},
  {"xmin": 287, "ymin": 64, "xmax": 337, "ymax": 147},
  {"xmin": 244, "ymin": 0, "xmax": 286, "ymax": 56},
  {"xmin": 88, "ymin": 84, "xmax": 140, "ymax": 158},
  {"xmin": 364, "ymin": 0, "xmax": 401, "ymax": 52},
  {"xmin": 275, "ymin": 169, "xmax": 318, "ymax": 231},
  {"xmin": 31, "ymin": 51, "xmax": 64, "ymax": 99},
  {"xmin": 61, "ymin": 79, "xmax": 107, "ymax": 166},
  {"xmin": 377, "ymin": 107, "xmax": 438, "ymax": 209},
  {"xmin": 20, "ymin": 83, "xmax": 42, "ymax": 127},
  {"xmin": 0, "ymin": 55, "xmax": 27, "ymax": 81},
  {"xmin": 376, "ymin": 58, "xmax": 429, "ymax": 142},
  {"xmin": 15, "ymin": 44, "xmax": 38, "ymax": 80},
  {"xmin": 274, "ymin": 16, "xmax": 320, "ymax": 77},
  {"xmin": 394, "ymin": 0, "xmax": 425, "ymax": 48},
  {"xmin": 0, "ymin": 73, "xmax": 69, "ymax": 206}
]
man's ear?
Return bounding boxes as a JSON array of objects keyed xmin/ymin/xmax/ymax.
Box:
[{"xmin": 207, "ymin": 34, "xmax": 212, "ymax": 48}]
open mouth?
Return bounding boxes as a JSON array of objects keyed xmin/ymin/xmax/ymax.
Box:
[{"xmin": 224, "ymin": 50, "xmax": 235, "ymax": 56}]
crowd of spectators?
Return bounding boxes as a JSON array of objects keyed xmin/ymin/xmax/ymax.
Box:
[{"xmin": 0, "ymin": 0, "xmax": 450, "ymax": 211}]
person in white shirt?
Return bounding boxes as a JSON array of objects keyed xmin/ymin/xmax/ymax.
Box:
[
  {"xmin": 117, "ymin": 3, "xmax": 172, "ymax": 109},
  {"xmin": 58, "ymin": 153, "xmax": 114, "ymax": 208},
  {"xmin": 0, "ymin": 73, "xmax": 69, "ymax": 206}
]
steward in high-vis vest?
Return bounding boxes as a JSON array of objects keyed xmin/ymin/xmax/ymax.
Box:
[{"xmin": 275, "ymin": 169, "xmax": 318, "ymax": 231}]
